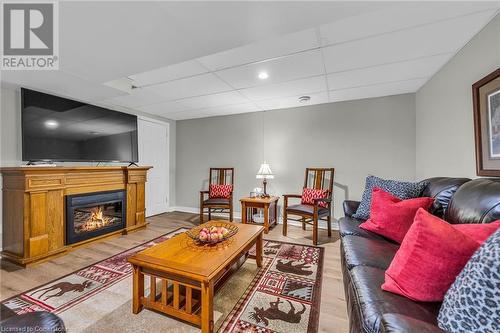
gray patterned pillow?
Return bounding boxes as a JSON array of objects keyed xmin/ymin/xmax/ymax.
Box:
[
  {"xmin": 352, "ymin": 175, "xmax": 427, "ymax": 220},
  {"xmin": 438, "ymin": 229, "xmax": 500, "ymax": 333}
]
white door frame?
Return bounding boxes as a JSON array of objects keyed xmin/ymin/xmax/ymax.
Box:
[{"xmin": 138, "ymin": 116, "xmax": 170, "ymax": 214}]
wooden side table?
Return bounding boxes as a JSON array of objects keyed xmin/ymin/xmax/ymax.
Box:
[{"xmin": 240, "ymin": 196, "xmax": 279, "ymax": 234}]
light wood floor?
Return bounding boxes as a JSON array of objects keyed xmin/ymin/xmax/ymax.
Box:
[{"xmin": 0, "ymin": 212, "xmax": 349, "ymax": 332}]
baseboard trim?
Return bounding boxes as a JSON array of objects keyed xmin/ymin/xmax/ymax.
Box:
[{"xmin": 168, "ymin": 206, "xmax": 339, "ymax": 231}]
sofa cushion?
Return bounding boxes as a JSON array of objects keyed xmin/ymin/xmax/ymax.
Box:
[
  {"xmin": 286, "ymin": 204, "xmax": 329, "ymax": 216},
  {"xmin": 421, "ymin": 177, "xmax": 471, "ymax": 219},
  {"xmin": 381, "ymin": 314, "xmax": 447, "ymax": 333},
  {"xmin": 341, "ymin": 235, "xmax": 398, "ymax": 270},
  {"xmin": 339, "ymin": 217, "xmax": 387, "ymax": 241},
  {"xmin": 438, "ymin": 229, "xmax": 500, "ymax": 333},
  {"xmin": 348, "ymin": 266, "xmax": 440, "ymax": 333},
  {"xmin": 445, "ymin": 178, "xmax": 500, "ymax": 224},
  {"xmin": 353, "ymin": 175, "xmax": 427, "ymax": 220},
  {"xmin": 382, "ymin": 209, "xmax": 482, "ymax": 302},
  {"xmin": 360, "ymin": 188, "xmax": 434, "ymax": 243}
]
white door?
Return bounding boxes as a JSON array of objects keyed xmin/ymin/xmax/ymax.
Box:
[{"xmin": 138, "ymin": 118, "xmax": 169, "ymax": 217}]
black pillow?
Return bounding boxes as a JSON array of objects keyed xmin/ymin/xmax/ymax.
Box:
[{"xmin": 352, "ymin": 175, "xmax": 427, "ymax": 220}]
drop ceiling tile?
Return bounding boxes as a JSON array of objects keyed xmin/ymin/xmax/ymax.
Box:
[
  {"xmin": 216, "ymin": 49, "xmax": 325, "ymax": 89},
  {"xmin": 319, "ymin": 3, "xmax": 500, "ymax": 46},
  {"xmin": 170, "ymin": 103, "xmax": 261, "ymax": 120},
  {"xmin": 327, "ymin": 53, "xmax": 451, "ymax": 90},
  {"xmin": 329, "ymin": 78, "xmax": 427, "ymax": 102},
  {"xmin": 1, "ymin": 70, "xmax": 126, "ymax": 102},
  {"xmin": 104, "ymin": 87, "xmax": 165, "ymax": 108},
  {"xmin": 239, "ymin": 76, "xmax": 327, "ymax": 101},
  {"xmin": 322, "ymin": 10, "xmax": 496, "ymax": 73},
  {"xmin": 256, "ymin": 91, "xmax": 329, "ymax": 111},
  {"xmin": 129, "ymin": 60, "xmax": 208, "ymax": 87},
  {"xmin": 147, "ymin": 73, "xmax": 233, "ymax": 101},
  {"xmin": 197, "ymin": 28, "xmax": 319, "ymax": 71},
  {"xmin": 137, "ymin": 100, "xmax": 190, "ymax": 115},
  {"xmin": 178, "ymin": 91, "xmax": 250, "ymax": 109}
]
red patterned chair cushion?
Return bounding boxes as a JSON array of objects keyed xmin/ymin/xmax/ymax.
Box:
[
  {"xmin": 301, "ymin": 187, "xmax": 329, "ymax": 208},
  {"xmin": 209, "ymin": 184, "xmax": 233, "ymax": 199}
]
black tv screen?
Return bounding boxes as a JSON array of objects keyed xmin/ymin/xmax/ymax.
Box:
[{"xmin": 22, "ymin": 88, "xmax": 138, "ymax": 163}]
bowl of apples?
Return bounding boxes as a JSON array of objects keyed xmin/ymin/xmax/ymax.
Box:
[{"xmin": 186, "ymin": 222, "xmax": 238, "ymax": 244}]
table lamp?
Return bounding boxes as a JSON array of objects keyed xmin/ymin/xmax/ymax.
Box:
[{"xmin": 256, "ymin": 162, "xmax": 274, "ymax": 197}]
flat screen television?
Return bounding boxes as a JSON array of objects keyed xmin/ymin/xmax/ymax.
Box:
[{"xmin": 21, "ymin": 88, "xmax": 138, "ymax": 163}]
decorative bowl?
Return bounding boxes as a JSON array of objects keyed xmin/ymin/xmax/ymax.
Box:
[{"xmin": 186, "ymin": 222, "xmax": 238, "ymax": 244}]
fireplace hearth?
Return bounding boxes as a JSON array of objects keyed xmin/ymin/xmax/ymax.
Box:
[{"xmin": 66, "ymin": 190, "xmax": 126, "ymax": 245}]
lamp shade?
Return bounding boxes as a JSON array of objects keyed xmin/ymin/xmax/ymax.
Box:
[{"xmin": 256, "ymin": 162, "xmax": 274, "ymax": 179}]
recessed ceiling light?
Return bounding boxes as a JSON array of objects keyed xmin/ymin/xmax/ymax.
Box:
[
  {"xmin": 258, "ymin": 72, "xmax": 269, "ymax": 80},
  {"xmin": 298, "ymin": 96, "xmax": 311, "ymax": 103},
  {"xmin": 44, "ymin": 119, "xmax": 59, "ymax": 129}
]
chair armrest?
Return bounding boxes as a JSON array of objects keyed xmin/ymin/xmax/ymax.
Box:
[
  {"xmin": 343, "ymin": 200, "xmax": 360, "ymax": 217},
  {"xmin": 200, "ymin": 191, "xmax": 209, "ymax": 203},
  {"xmin": 380, "ymin": 314, "xmax": 447, "ymax": 333},
  {"xmin": 283, "ymin": 194, "xmax": 301, "ymax": 209},
  {"xmin": 283, "ymin": 194, "xmax": 302, "ymax": 198}
]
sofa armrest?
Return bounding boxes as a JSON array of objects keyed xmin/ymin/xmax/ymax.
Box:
[
  {"xmin": 343, "ymin": 200, "xmax": 360, "ymax": 217},
  {"xmin": 380, "ymin": 314, "xmax": 446, "ymax": 333},
  {"xmin": 0, "ymin": 312, "xmax": 66, "ymax": 333}
]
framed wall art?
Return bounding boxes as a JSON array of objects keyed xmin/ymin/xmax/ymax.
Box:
[{"xmin": 473, "ymin": 68, "xmax": 500, "ymax": 176}]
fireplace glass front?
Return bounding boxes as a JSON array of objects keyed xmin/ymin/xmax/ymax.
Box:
[{"xmin": 66, "ymin": 190, "xmax": 126, "ymax": 245}]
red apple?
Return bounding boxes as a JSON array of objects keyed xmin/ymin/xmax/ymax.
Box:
[
  {"xmin": 199, "ymin": 231, "xmax": 208, "ymax": 241},
  {"xmin": 210, "ymin": 233, "xmax": 219, "ymax": 242}
]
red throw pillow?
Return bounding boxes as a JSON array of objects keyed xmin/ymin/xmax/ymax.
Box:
[
  {"xmin": 382, "ymin": 208, "xmax": 481, "ymax": 302},
  {"xmin": 359, "ymin": 188, "xmax": 434, "ymax": 243},
  {"xmin": 301, "ymin": 187, "xmax": 329, "ymax": 208},
  {"xmin": 209, "ymin": 184, "xmax": 232, "ymax": 199},
  {"xmin": 453, "ymin": 220, "xmax": 500, "ymax": 244}
]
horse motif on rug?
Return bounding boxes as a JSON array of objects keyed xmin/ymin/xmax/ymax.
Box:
[
  {"xmin": 30, "ymin": 281, "xmax": 93, "ymax": 301},
  {"xmin": 249, "ymin": 297, "xmax": 306, "ymax": 326}
]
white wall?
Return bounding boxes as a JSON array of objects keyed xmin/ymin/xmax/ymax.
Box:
[
  {"xmin": 0, "ymin": 88, "xmax": 177, "ymax": 243},
  {"xmin": 176, "ymin": 94, "xmax": 417, "ymax": 219},
  {"xmin": 416, "ymin": 14, "xmax": 500, "ymax": 179}
]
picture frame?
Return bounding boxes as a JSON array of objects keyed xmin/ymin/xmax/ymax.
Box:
[{"xmin": 472, "ymin": 68, "xmax": 500, "ymax": 176}]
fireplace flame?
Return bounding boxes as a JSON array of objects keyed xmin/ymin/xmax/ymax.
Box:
[{"xmin": 81, "ymin": 206, "xmax": 113, "ymax": 232}]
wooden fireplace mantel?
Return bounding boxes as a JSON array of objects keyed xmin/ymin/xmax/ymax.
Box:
[{"xmin": 1, "ymin": 166, "xmax": 152, "ymax": 266}]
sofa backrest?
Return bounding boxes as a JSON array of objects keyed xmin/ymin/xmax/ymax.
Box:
[
  {"xmin": 445, "ymin": 178, "xmax": 500, "ymax": 224},
  {"xmin": 421, "ymin": 177, "xmax": 471, "ymax": 219}
]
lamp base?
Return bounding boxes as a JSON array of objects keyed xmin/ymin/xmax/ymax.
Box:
[{"xmin": 261, "ymin": 178, "xmax": 271, "ymax": 197}]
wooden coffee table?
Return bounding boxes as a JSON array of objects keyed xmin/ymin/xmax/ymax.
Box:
[{"xmin": 128, "ymin": 221, "xmax": 264, "ymax": 333}]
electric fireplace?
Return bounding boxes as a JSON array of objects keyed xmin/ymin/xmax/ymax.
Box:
[{"xmin": 66, "ymin": 190, "xmax": 126, "ymax": 245}]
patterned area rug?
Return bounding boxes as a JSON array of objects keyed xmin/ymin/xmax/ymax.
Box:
[
  {"xmin": 1, "ymin": 229, "xmax": 188, "ymax": 315},
  {"xmin": 1, "ymin": 229, "xmax": 324, "ymax": 333},
  {"xmin": 220, "ymin": 240, "xmax": 323, "ymax": 333}
]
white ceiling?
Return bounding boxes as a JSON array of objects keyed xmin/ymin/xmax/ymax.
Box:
[{"xmin": 1, "ymin": 1, "xmax": 499, "ymax": 120}]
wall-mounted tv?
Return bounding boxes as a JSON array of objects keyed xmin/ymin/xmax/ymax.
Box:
[{"xmin": 21, "ymin": 88, "xmax": 138, "ymax": 163}]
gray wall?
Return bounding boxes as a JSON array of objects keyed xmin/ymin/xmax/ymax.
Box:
[
  {"xmin": 176, "ymin": 94, "xmax": 417, "ymax": 219},
  {"xmin": 416, "ymin": 14, "xmax": 500, "ymax": 179}
]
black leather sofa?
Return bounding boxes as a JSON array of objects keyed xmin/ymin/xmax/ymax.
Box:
[
  {"xmin": 0, "ymin": 309, "xmax": 66, "ymax": 332},
  {"xmin": 339, "ymin": 177, "xmax": 500, "ymax": 333}
]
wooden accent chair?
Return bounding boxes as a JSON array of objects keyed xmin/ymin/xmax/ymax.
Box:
[
  {"xmin": 199, "ymin": 168, "xmax": 234, "ymax": 223},
  {"xmin": 283, "ymin": 168, "xmax": 334, "ymax": 245}
]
